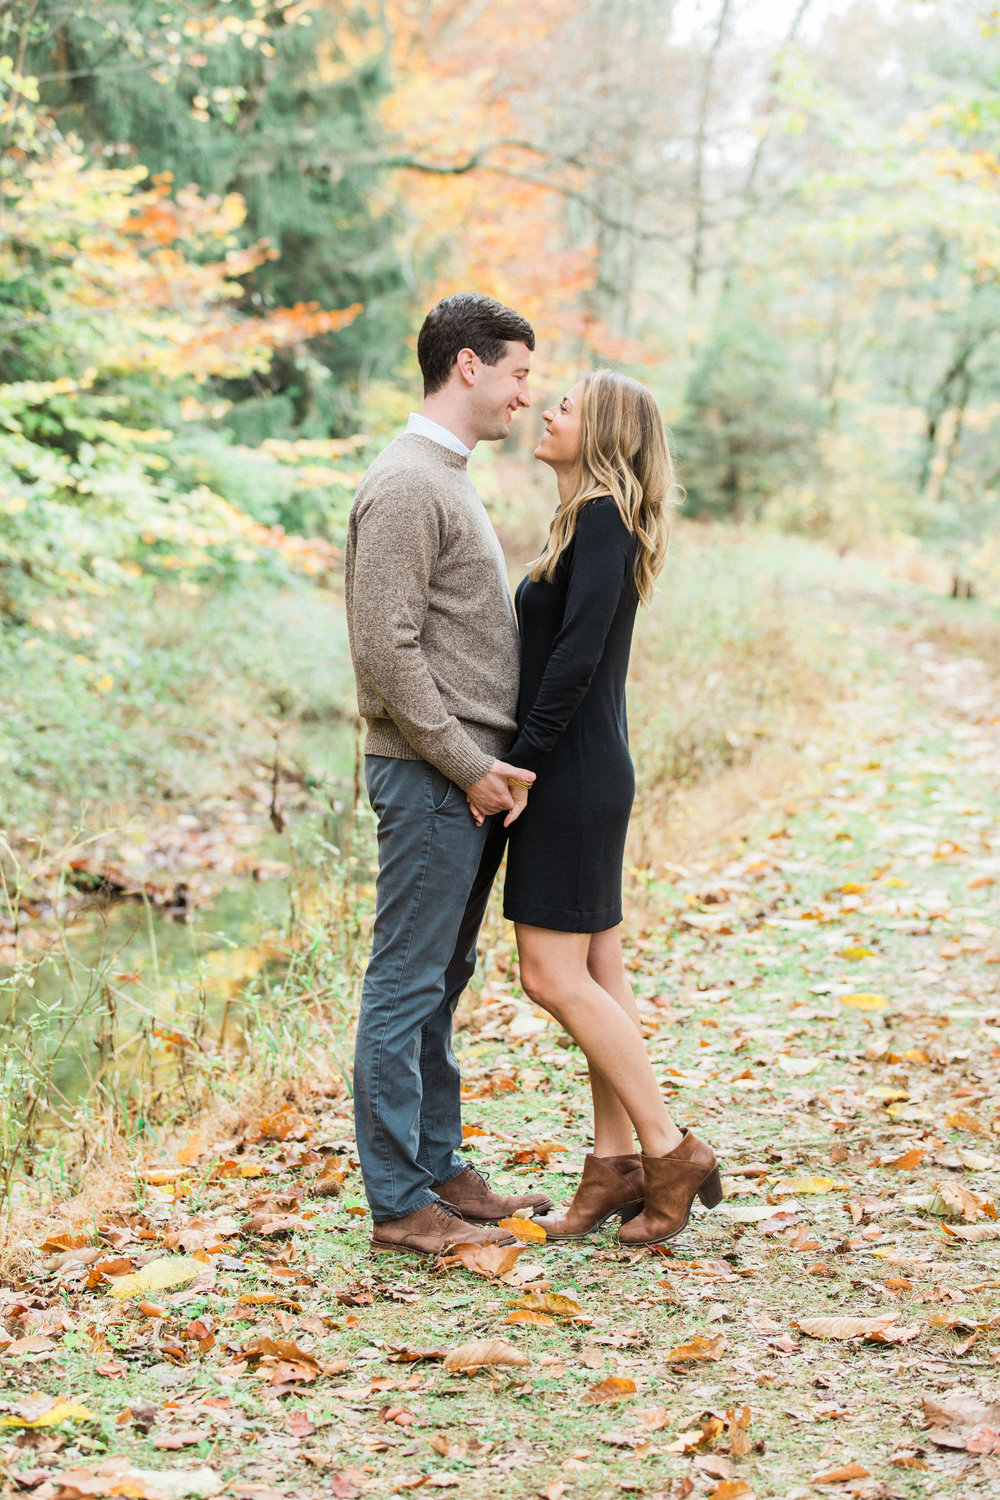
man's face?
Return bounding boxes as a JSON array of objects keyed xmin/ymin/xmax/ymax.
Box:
[{"xmin": 471, "ymin": 341, "xmax": 532, "ymax": 441}]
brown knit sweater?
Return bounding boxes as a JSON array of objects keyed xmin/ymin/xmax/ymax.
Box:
[{"xmin": 344, "ymin": 433, "xmax": 519, "ymax": 790}]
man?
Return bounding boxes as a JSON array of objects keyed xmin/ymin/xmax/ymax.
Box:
[{"xmin": 345, "ymin": 293, "xmax": 552, "ymax": 1257}]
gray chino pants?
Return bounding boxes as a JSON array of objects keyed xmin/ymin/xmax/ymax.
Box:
[{"xmin": 353, "ymin": 756, "xmax": 507, "ymax": 1222}]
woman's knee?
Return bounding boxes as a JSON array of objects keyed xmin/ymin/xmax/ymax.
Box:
[{"xmin": 519, "ymin": 962, "xmax": 570, "ymax": 1019}]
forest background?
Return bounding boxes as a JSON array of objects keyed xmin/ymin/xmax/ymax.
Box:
[{"xmin": 2, "ymin": 0, "xmax": 1000, "ymax": 1198}]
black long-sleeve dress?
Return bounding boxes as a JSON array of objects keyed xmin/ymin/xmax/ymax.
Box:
[{"xmin": 503, "ymin": 496, "xmax": 639, "ymax": 933}]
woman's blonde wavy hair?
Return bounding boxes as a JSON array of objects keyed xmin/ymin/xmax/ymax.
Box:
[{"xmin": 527, "ymin": 368, "xmax": 676, "ymax": 605}]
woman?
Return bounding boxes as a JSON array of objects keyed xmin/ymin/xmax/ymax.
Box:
[{"xmin": 479, "ymin": 369, "xmax": 721, "ymax": 1246}]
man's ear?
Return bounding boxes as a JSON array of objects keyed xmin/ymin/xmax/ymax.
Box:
[{"xmin": 455, "ymin": 347, "xmax": 478, "ymax": 385}]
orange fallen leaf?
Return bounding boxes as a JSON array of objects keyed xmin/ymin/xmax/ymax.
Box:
[
  {"xmin": 708, "ymin": 1483, "xmax": 753, "ymax": 1500},
  {"xmin": 945, "ymin": 1111, "xmax": 991, "ymax": 1138},
  {"xmin": 666, "ymin": 1333, "xmax": 725, "ymax": 1362},
  {"xmin": 810, "ymin": 1462, "xmax": 870, "ymax": 1484},
  {"xmin": 508, "ymin": 1292, "xmax": 583, "ymax": 1320},
  {"xmin": 581, "ymin": 1376, "xmax": 636, "ymax": 1404},
  {"xmin": 503, "ymin": 1309, "xmax": 556, "ymax": 1327},
  {"xmin": 884, "ymin": 1147, "xmax": 925, "ymax": 1170}
]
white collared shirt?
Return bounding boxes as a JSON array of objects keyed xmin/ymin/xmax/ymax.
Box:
[{"xmin": 405, "ymin": 411, "xmax": 472, "ymax": 458}]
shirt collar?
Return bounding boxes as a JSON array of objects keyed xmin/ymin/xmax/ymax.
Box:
[{"xmin": 405, "ymin": 411, "xmax": 472, "ymax": 458}]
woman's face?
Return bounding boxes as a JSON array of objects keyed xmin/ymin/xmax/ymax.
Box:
[{"xmin": 534, "ymin": 379, "xmax": 585, "ymax": 468}]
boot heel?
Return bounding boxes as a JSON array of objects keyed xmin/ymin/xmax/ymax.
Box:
[
  {"xmin": 617, "ymin": 1200, "xmax": 644, "ymax": 1224},
  {"xmin": 697, "ymin": 1167, "xmax": 723, "ymax": 1209}
]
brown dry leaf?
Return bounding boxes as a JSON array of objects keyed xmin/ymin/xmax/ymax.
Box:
[
  {"xmin": 509, "ymin": 1291, "xmax": 583, "ymax": 1320},
  {"xmin": 635, "ymin": 1406, "xmax": 673, "ymax": 1431},
  {"xmin": 442, "ymin": 1339, "xmax": 529, "ymax": 1372},
  {"xmin": 795, "ymin": 1314, "xmax": 895, "ymax": 1340},
  {"xmin": 385, "ymin": 1346, "xmax": 445, "ymax": 1364},
  {"xmin": 864, "ymin": 1322, "xmax": 923, "ymax": 1344},
  {"xmin": 664, "ymin": 1417, "xmax": 726, "ymax": 1454},
  {"xmin": 889, "ymin": 1450, "xmax": 929, "ymax": 1470},
  {"xmin": 707, "ymin": 1484, "xmax": 753, "ymax": 1500},
  {"xmin": 247, "ymin": 1106, "xmax": 314, "ymax": 1142},
  {"xmin": 497, "ymin": 1216, "xmax": 547, "ymax": 1243},
  {"xmin": 504, "ymin": 1310, "xmax": 556, "ymax": 1327},
  {"xmin": 941, "ymin": 1222, "xmax": 1000, "ymax": 1242},
  {"xmin": 439, "ymin": 1242, "xmax": 524, "ymax": 1279},
  {"xmin": 242, "ymin": 1213, "xmax": 314, "ymax": 1237},
  {"xmin": 153, "ymin": 1429, "xmax": 208, "ymax": 1450},
  {"xmin": 934, "ymin": 1181, "xmax": 996, "ymax": 1223},
  {"xmin": 923, "ymin": 1393, "xmax": 1000, "ymax": 1452},
  {"xmin": 242, "ymin": 1336, "xmax": 324, "ymax": 1384},
  {"xmin": 581, "ymin": 1376, "xmax": 637, "ymax": 1405},
  {"xmin": 727, "ymin": 1405, "xmax": 752, "ymax": 1458},
  {"xmin": 810, "ymin": 1462, "xmax": 870, "ymax": 1484},
  {"xmin": 3, "ymin": 1334, "xmax": 58, "ymax": 1355},
  {"xmin": 53, "ymin": 1460, "xmax": 221, "ymax": 1500},
  {"xmin": 665, "ymin": 1333, "xmax": 725, "ymax": 1362},
  {"xmin": 506, "ymin": 1141, "xmax": 567, "ymax": 1165},
  {"xmin": 38, "ymin": 1232, "xmax": 92, "ymax": 1253},
  {"xmin": 884, "ymin": 1147, "xmax": 925, "ymax": 1170}
]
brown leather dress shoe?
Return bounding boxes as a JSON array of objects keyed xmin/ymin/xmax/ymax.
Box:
[
  {"xmin": 433, "ymin": 1164, "xmax": 552, "ymax": 1224},
  {"xmin": 370, "ymin": 1199, "xmax": 517, "ymax": 1258},
  {"xmin": 534, "ymin": 1153, "xmax": 645, "ymax": 1240},
  {"xmin": 617, "ymin": 1130, "xmax": 722, "ymax": 1246}
]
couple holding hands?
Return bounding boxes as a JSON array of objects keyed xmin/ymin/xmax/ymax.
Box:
[{"xmin": 344, "ymin": 293, "xmax": 720, "ymax": 1259}]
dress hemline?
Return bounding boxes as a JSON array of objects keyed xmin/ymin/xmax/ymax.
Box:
[{"xmin": 503, "ymin": 900, "xmax": 623, "ymax": 935}]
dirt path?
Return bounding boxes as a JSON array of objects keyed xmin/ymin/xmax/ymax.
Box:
[{"xmin": 2, "ymin": 594, "xmax": 999, "ymax": 1500}]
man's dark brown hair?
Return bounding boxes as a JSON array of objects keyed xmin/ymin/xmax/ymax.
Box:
[{"xmin": 417, "ymin": 293, "xmax": 536, "ymax": 396}]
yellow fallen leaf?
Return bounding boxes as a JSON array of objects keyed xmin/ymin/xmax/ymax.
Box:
[
  {"xmin": 497, "ymin": 1216, "xmax": 547, "ymax": 1243},
  {"xmin": 840, "ymin": 946, "xmax": 875, "ymax": 961},
  {"xmin": 0, "ymin": 1402, "xmax": 94, "ymax": 1428},
  {"xmin": 770, "ymin": 1176, "xmax": 838, "ymax": 1195},
  {"xmin": 839, "ymin": 992, "xmax": 887, "ymax": 1010},
  {"xmin": 107, "ymin": 1256, "xmax": 202, "ymax": 1299},
  {"xmin": 510, "ymin": 1292, "xmax": 583, "ymax": 1320}
]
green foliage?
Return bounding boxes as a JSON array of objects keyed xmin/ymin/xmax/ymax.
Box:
[
  {"xmin": 674, "ymin": 316, "xmax": 824, "ymax": 522},
  {"xmin": 31, "ymin": 0, "xmax": 412, "ymax": 435}
]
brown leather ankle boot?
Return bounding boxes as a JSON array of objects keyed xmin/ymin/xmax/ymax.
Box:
[
  {"xmin": 534, "ymin": 1153, "xmax": 644, "ymax": 1240},
  {"xmin": 617, "ymin": 1131, "xmax": 721, "ymax": 1246}
]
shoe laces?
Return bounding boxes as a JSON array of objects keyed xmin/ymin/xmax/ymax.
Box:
[
  {"xmin": 462, "ymin": 1163, "xmax": 491, "ymax": 1190},
  {"xmin": 430, "ymin": 1199, "xmax": 463, "ymax": 1226}
]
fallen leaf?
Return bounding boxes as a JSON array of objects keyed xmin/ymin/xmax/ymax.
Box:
[
  {"xmin": 770, "ymin": 1176, "xmax": 838, "ymax": 1195},
  {"xmin": 945, "ymin": 1110, "xmax": 991, "ymax": 1137},
  {"xmin": 504, "ymin": 1310, "xmax": 556, "ymax": 1327},
  {"xmin": 385, "ymin": 1346, "xmax": 445, "ymax": 1364},
  {"xmin": 941, "ymin": 1223, "xmax": 1000, "ymax": 1242},
  {"xmin": 581, "ymin": 1376, "xmax": 637, "ymax": 1405},
  {"xmin": 883, "ymin": 1147, "xmax": 925, "ymax": 1170},
  {"xmin": 246, "ymin": 1106, "xmax": 314, "ymax": 1142},
  {"xmin": 839, "ymin": 993, "xmax": 887, "ymax": 1010},
  {"xmin": 810, "ymin": 1462, "xmax": 870, "ymax": 1484},
  {"xmin": 508, "ymin": 1292, "xmax": 583, "ymax": 1320},
  {"xmin": 153, "ymin": 1429, "xmax": 208, "ymax": 1450},
  {"xmin": 777, "ymin": 1056, "xmax": 819, "ymax": 1075},
  {"xmin": 106, "ymin": 1256, "xmax": 202, "ymax": 1300},
  {"xmin": 497, "ymin": 1216, "xmax": 547, "ymax": 1243},
  {"xmin": 727, "ymin": 1405, "xmax": 752, "ymax": 1458},
  {"xmin": 53, "ymin": 1461, "xmax": 222, "ymax": 1499},
  {"xmin": 0, "ymin": 1402, "xmax": 94, "ymax": 1429},
  {"xmin": 923, "ymin": 1394, "xmax": 1000, "ymax": 1452},
  {"xmin": 795, "ymin": 1314, "xmax": 896, "ymax": 1339},
  {"xmin": 707, "ymin": 1484, "xmax": 753, "ymax": 1500},
  {"xmin": 442, "ymin": 1339, "xmax": 530, "ymax": 1371},
  {"xmin": 934, "ymin": 1181, "xmax": 996, "ymax": 1222},
  {"xmin": 439, "ymin": 1242, "xmax": 524, "ymax": 1279},
  {"xmin": 666, "ymin": 1334, "xmax": 725, "ymax": 1362}
]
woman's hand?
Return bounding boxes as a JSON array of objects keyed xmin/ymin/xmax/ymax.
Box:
[
  {"xmin": 503, "ymin": 778, "xmax": 532, "ymax": 828},
  {"xmin": 467, "ymin": 796, "xmax": 486, "ymax": 827}
]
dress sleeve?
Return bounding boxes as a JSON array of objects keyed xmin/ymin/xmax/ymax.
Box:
[{"xmin": 507, "ymin": 499, "xmax": 634, "ymax": 771}]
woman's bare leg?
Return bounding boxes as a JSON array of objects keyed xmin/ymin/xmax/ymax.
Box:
[
  {"xmin": 584, "ymin": 927, "xmax": 642, "ymax": 1155},
  {"xmin": 516, "ymin": 923, "xmax": 683, "ymax": 1157}
]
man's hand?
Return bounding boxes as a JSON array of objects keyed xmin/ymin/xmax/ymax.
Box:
[{"xmin": 466, "ymin": 761, "xmax": 536, "ymax": 821}]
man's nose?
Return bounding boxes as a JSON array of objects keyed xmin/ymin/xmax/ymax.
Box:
[{"xmin": 518, "ymin": 385, "xmax": 532, "ymax": 406}]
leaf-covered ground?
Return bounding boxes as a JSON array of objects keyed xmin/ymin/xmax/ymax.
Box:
[{"xmin": 2, "ymin": 586, "xmax": 999, "ymax": 1500}]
